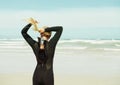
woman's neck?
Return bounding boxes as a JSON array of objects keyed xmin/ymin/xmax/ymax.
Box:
[{"xmin": 40, "ymin": 44, "xmax": 44, "ymax": 49}]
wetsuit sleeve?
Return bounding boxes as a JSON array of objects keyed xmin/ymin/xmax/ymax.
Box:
[
  {"xmin": 21, "ymin": 23, "xmax": 36, "ymax": 48},
  {"xmin": 45, "ymin": 26, "xmax": 63, "ymax": 47}
]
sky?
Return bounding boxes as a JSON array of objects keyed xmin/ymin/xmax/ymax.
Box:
[
  {"xmin": 0, "ymin": 0, "xmax": 120, "ymax": 39},
  {"xmin": 0, "ymin": 0, "xmax": 120, "ymax": 10}
]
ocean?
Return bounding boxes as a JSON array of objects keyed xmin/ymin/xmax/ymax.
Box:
[
  {"xmin": 0, "ymin": 39, "xmax": 120, "ymax": 51},
  {"xmin": 0, "ymin": 27, "xmax": 120, "ymax": 40},
  {"xmin": 0, "ymin": 39, "xmax": 120, "ymax": 74}
]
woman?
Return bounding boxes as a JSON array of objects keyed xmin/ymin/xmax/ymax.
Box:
[{"xmin": 21, "ymin": 18, "xmax": 63, "ymax": 85}]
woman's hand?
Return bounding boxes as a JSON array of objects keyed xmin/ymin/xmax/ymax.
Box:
[
  {"xmin": 39, "ymin": 28, "xmax": 45, "ymax": 33},
  {"xmin": 27, "ymin": 17, "xmax": 38, "ymax": 25},
  {"xmin": 26, "ymin": 18, "xmax": 40, "ymax": 31},
  {"xmin": 39, "ymin": 26, "xmax": 47, "ymax": 33}
]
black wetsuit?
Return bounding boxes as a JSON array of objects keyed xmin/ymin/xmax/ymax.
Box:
[{"xmin": 21, "ymin": 24, "xmax": 63, "ymax": 85}]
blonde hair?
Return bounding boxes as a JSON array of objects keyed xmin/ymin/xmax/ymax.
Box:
[{"xmin": 33, "ymin": 24, "xmax": 39, "ymax": 31}]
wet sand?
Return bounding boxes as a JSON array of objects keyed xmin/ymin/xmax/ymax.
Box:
[{"xmin": 0, "ymin": 73, "xmax": 120, "ymax": 85}]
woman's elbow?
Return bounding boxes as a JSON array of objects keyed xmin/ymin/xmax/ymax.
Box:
[
  {"xmin": 21, "ymin": 29, "xmax": 24, "ymax": 35},
  {"xmin": 59, "ymin": 26, "xmax": 63, "ymax": 32},
  {"xmin": 21, "ymin": 29, "xmax": 27, "ymax": 36}
]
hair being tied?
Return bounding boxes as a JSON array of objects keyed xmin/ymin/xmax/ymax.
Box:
[
  {"xmin": 27, "ymin": 18, "xmax": 44, "ymax": 31},
  {"xmin": 26, "ymin": 17, "xmax": 51, "ymax": 38}
]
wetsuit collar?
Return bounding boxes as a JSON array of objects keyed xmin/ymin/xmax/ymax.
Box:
[
  {"xmin": 37, "ymin": 37, "xmax": 48, "ymax": 45},
  {"xmin": 37, "ymin": 37, "xmax": 41, "ymax": 44}
]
